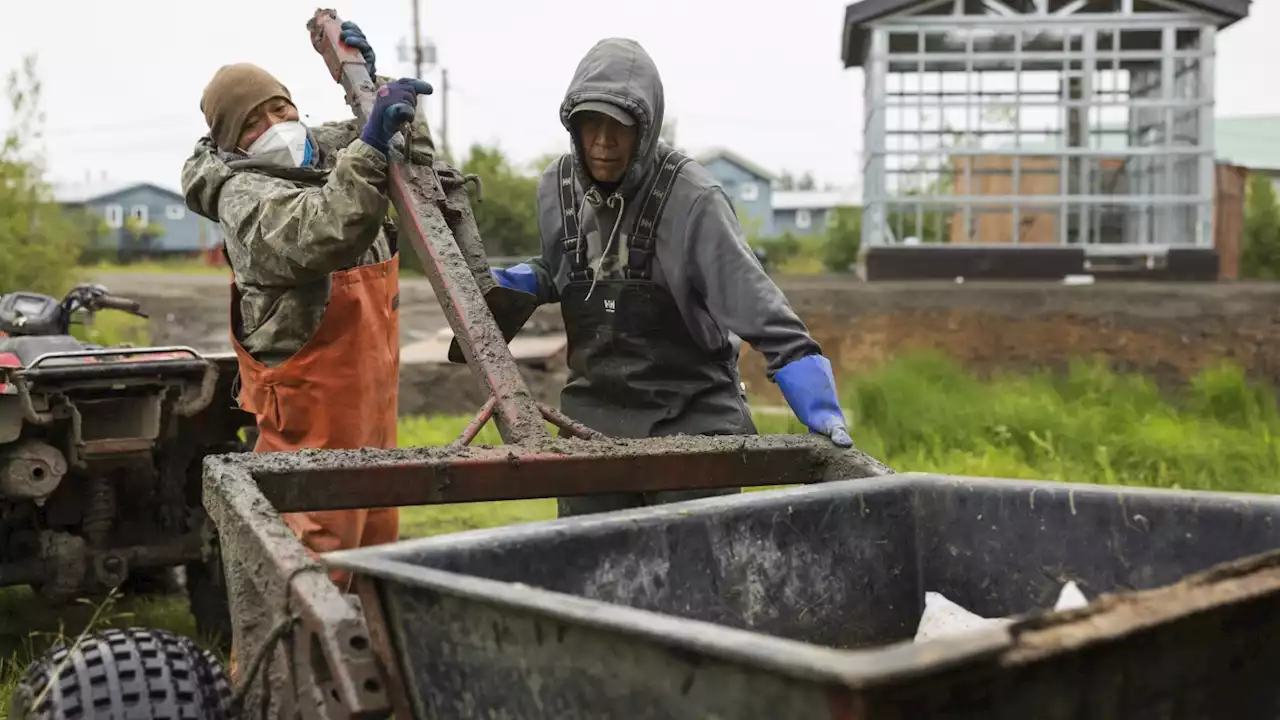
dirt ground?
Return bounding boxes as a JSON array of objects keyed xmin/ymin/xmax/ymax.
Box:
[
  {"xmin": 740, "ymin": 279, "xmax": 1280, "ymax": 406},
  {"xmin": 95, "ymin": 270, "xmax": 570, "ymax": 416},
  {"xmin": 93, "ymin": 271, "xmax": 1280, "ymax": 415}
]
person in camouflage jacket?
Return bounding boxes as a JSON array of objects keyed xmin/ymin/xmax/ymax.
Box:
[
  {"xmin": 181, "ymin": 31, "xmax": 435, "ymax": 366},
  {"xmin": 179, "ymin": 21, "xmax": 432, "ymax": 621}
]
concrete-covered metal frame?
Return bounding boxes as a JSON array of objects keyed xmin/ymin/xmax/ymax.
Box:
[
  {"xmin": 846, "ymin": 0, "xmax": 1250, "ymax": 259},
  {"xmin": 204, "ymin": 433, "xmax": 890, "ymax": 717}
]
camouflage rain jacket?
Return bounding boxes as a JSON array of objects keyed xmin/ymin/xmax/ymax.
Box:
[{"xmin": 180, "ymin": 78, "xmax": 435, "ymax": 366}]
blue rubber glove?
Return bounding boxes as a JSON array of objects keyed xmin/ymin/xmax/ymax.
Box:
[
  {"xmin": 491, "ymin": 263, "xmax": 540, "ymax": 295},
  {"xmin": 360, "ymin": 78, "xmax": 433, "ymax": 154},
  {"xmin": 340, "ymin": 21, "xmax": 377, "ymax": 78},
  {"xmin": 775, "ymin": 354, "xmax": 853, "ymax": 448}
]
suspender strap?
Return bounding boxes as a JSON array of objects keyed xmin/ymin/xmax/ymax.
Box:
[
  {"xmin": 557, "ymin": 154, "xmax": 592, "ymax": 282},
  {"xmin": 625, "ymin": 150, "xmax": 693, "ymax": 280}
]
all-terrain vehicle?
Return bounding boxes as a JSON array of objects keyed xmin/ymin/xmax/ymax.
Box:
[{"xmin": 0, "ymin": 282, "xmax": 254, "ymax": 642}]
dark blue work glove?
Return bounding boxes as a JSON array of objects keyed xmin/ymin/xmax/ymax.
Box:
[
  {"xmin": 775, "ymin": 354, "xmax": 853, "ymax": 448},
  {"xmin": 491, "ymin": 264, "xmax": 539, "ymax": 295},
  {"xmin": 340, "ymin": 21, "xmax": 377, "ymax": 78},
  {"xmin": 360, "ymin": 78, "xmax": 433, "ymax": 153}
]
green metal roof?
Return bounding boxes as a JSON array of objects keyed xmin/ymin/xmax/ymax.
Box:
[{"xmin": 1214, "ymin": 115, "xmax": 1280, "ymax": 171}]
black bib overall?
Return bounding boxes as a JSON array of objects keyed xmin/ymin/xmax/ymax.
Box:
[{"xmin": 554, "ymin": 152, "xmax": 756, "ymax": 517}]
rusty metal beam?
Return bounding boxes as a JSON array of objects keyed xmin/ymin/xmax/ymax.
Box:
[
  {"xmin": 450, "ymin": 395, "xmax": 496, "ymax": 448},
  {"xmin": 538, "ymin": 401, "xmax": 608, "ymax": 440},
  {"xmin": 228, "ymin": 435, "xmax": 892, "ymax": 513},
  {"xmin": 204, "ymin": 459, "xmax": 391, "ymax": 718},
  {"xmin": 307, "ymin": 8, "xmax": 547, "ymax": 444}
]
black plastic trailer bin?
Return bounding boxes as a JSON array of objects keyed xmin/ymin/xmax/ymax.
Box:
[{"xmin": 329, "ymin": 472, "xmax": 1280, "ymax": 720}]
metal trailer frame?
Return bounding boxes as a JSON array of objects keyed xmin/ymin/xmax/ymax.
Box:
[
  {"xmin": 848, "ymin": 0, "xmax": 1246, "ymax": 265},
  {"xmin": 201, "ymin": 9, "xmax": 892, "ymax": 718}
]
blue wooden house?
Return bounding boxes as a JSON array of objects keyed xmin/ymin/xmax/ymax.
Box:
[
  {"xmin": 698, "ymin": 148, "xmax": 777, "ymax": 236},
  {"xmin": 55, "ymin": 180, "xmax": 222, "ymax": 260},
  {"xmin": 772, "ymin": 187, "xmax": 863, "ymax": 238}
]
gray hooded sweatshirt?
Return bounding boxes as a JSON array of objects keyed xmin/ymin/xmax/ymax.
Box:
[{"xmin": 524, "ymin": 38, "xmax": 821, "ymax": 380}]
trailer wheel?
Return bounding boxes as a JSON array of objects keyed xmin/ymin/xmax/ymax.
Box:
[{"xmin": 9, "ymin": 627, "xmax": 232, "ymax": 720}]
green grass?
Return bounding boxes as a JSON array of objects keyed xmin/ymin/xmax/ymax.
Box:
[
  {"xmin": 0, "ymin": 589, "xmax": 202, "ymax": 711},
  {"xmin": 762, "ymin": 235, "xmax": 832, "ymax": 275},
  {"xmin": 2, "ymin": 351, "xmax": 1277, "ymax": 704},
  {"xmin": 67, "ymin": 310, "xmax": 151, "ymax": 348},
  {"xmin": 400, "ymin": 352, "xmax": 1280, "ymax": 538}
]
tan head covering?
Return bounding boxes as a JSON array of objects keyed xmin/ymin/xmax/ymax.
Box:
[{"xmin": 200, "ymin": 63, "xmax": 292, "ymax": 152}]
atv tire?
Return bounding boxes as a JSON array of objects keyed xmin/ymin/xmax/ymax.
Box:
[{"xmin": 10, "ymin": 627, "xmax": 232, "ymax": 720}]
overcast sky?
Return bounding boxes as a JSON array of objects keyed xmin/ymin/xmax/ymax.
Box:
[{"xmin": 2, "ymin": 0, "xmax": 1275, "ymax": 192}]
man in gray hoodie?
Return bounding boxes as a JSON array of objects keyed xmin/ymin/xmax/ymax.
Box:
[{"xmin": 492, "ymin": 38, "xmax": 852, "ymax": 517}]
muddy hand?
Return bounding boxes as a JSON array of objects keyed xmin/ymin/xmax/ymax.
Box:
[{"xmin": 825, "ymin": 423, "xmax": 853, "ymax": 448}]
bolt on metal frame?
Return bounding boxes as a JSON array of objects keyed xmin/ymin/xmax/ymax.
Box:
[{"xmin": 859, "ymin": 0, "xmax": 1223, "ymax": 259}]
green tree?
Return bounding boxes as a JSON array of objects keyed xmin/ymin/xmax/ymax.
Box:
[
  {"xmin": 120, "ymin": 215, "xmax": 166, "ymax": 262},
  {"xmin": 460, "ymin": 143, "xmax": 541, "ymax": 257},
  {"xmin": 770, "ymin": 231, "xmax": 802, "ymax": 264},
  {"xmin": 527, "ymin": 152, "xmax": 562, "ymax": 176},
  {"xmin": 735, "ymin": 205, "xmax": 765, "ymax": 245},
  {"xmin": 823, "ymin": 206, "xmax": 862, "ymax": 273},
  {"xmin": 659, "ymin": 118, "xmax": 678, "ymax": 149},
  {"xmin": 0, "ymin": 55, "xmax": 87, "ymax": 296},
  {"xmin": 1240, "ymin": 173, "xmax": 1280, "ymax": 280}
]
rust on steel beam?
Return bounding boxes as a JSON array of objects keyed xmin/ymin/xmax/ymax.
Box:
[
  {"xmin": 538, "ymin": 401, "xmax": 609, "ymax": 440},
  {"xmin": 235, "ymin": 436, "xmax": 894, "ymax": 513},
  {"xmin": 203, "ymin": 459, "xmax": 390, "ymax": 718},
  {"xmin": 307, "ymin": 8, "xmax": 547, "ymax": 444},
  {"xmin": 451, "ymin": 395, "xmax": 496, "ymax": 448}
]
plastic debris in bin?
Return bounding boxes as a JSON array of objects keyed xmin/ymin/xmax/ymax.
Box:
[{"xmin": 914, "ymin": 582, "xmax": 1089, "ymax": 643}]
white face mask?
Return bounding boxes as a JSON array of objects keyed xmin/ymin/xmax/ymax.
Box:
[{"xmin": 244, "ymin": 120, "xmax": 314, "ymax": 167}]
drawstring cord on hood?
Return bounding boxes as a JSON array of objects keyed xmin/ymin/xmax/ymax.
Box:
[{"xmin": 583, "ymin": 188, "xmax": 626, "ymax": 302}]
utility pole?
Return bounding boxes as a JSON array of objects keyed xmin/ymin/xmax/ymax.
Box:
[
  {"xmin": 441, "ymin": 67, "xmax": 450, "ymax": 161},
  {"xmin": 411, "ymin": 0, "xmax": 423, "ymax": 80},
  {"xmin": 405, "ymin": 0, "xmax": 448, "ymax": 160}
]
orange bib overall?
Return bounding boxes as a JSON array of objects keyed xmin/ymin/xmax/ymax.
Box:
[{"xmin": 228, "ymin": 254, "xmax": 402, "ymax": 592}]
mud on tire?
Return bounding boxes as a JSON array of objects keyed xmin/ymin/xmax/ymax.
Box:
[{"xmin": 9, "ymin": 627, "xmax": 232, "ymax": 720}]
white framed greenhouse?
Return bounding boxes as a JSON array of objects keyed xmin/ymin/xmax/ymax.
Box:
[{"xmin": 841, "ymin": 0, "xmax": 1250, "ymax": 261}]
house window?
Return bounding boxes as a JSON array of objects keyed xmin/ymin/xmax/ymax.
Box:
[
  {"xmin": 796, "ymin": 209, "xmax": 812, "ymax": 229},
  {"xmin": 739, "ymin": 182, "xmax": 759, "ymax": 201},
  {"xmin": 165, "ymin": 204, "xmax": 186, "ymax": 220},
  {"xmin": 103, "ymin": 204, "xmax": 124, "ymax": 229},
  {"xmin": 129, "ymin": 205, "xmax": 149, "ymax": 225}
]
